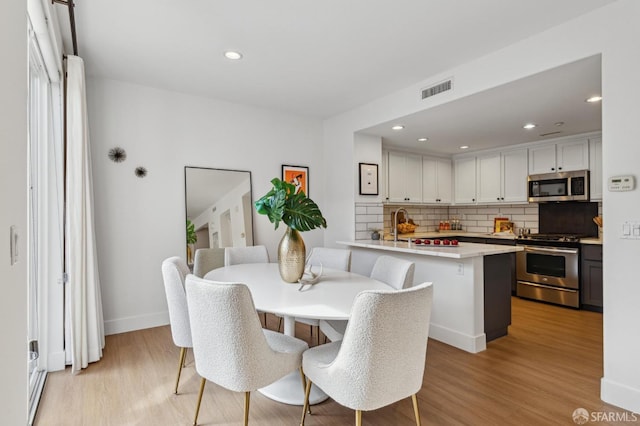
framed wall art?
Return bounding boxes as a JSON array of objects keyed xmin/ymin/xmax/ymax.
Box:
[
  {"xmin": 359, "ymin": 162, "xmax": 379, "ymax": 195},
  {"xmin": 493, "ymin": 217, "xmax": 513, "ymax": 233},
  {"xmin": 282, "ymin": 165, "xmax": 309, "ymax": 195}
]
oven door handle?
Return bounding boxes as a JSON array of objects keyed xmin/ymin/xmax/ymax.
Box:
[
  {"xmin": 520, "ymin": 246, "xmax": 579, "ymax": 255},
  {"xmin": 518, "ymin": 281, "xmax": 578, "ymax": 293}
]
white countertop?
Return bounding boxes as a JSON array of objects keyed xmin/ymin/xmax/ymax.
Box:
[
  {"xmin": 383, "ymin": 231, "xmax": 517, "ymax": 241},
  {"xmin": 380, "ymin": 231, "xmax": 602, "ymax": 245},
  {"xmin": 338, "ymin": 240, "xmax": 522, "ymax": 259},
  {"xmin": 580, "ymin": 237, "xmax": 603, "ymax": 245}
]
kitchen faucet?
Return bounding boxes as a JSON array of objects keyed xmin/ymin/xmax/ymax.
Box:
[{"xmin": 393, "ymin": 207, "xmax": 409, "ymax": 242}]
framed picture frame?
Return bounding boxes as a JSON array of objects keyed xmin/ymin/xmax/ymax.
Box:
[
  {"xmin": 493, "ymin": 217, "xmax": 512, "ymax": 233},
  {"xmin": 282, "ymin": 165, "xmax": 309, "ymax": 195},
  {"xmin": 358, "ymin": 162, "xmax": 379, "ymax": 195}
]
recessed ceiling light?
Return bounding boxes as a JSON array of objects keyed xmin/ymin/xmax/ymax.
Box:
[
  {"xmin": 417, "ymin": 137, "xmax": 428, "ymax": 142},
  {"xmin": 391, "ymin": 125, "xmax": 405, "ymax": 131},
  {"xmin": 459, "ymin": 145, "xmax": 469, "ymax": 150},
  {"xmin": 523, "ymin": 123, "xmax": 537, "ymax": 130},
  {"xmin": 554, "ymin": 121, "xmax": 565, "ymax": 127},
  {"xmin": 224, "ymin": 51, "xmax": 243, "ymax": 60},
  {"xmin": 586, "ymin": 95, "xmax": 602, "ymax": 103}
]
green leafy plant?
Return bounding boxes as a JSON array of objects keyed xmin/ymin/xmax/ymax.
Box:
[
  {"xmin": 255, "ymin": 178, "xmax": 327, "ymax": 232},
  {"xmin": 186, "ymin": 219, "xmax": 197, "ymax": 244}
]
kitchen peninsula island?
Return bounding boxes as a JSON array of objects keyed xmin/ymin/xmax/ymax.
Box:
[{"xmin": 338, "ymin": 239, "xmax": 523, "ymax": 353}]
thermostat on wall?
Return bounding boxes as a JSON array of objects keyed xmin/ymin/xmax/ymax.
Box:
[{"xmin": 608, "ymin": 175, "xmax": 636, "ymax": 191}]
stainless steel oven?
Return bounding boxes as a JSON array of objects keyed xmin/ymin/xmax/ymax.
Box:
[{"xmin": 516, "ymin": 243, "xmax": 580, "ymax": 308}]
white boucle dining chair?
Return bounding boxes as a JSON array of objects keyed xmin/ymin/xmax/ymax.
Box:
[
  {"xmin": 300, "ymin": 282, "xmax": 434, "ymax": 426},
  {"xmin": 224, "ymin": 245, "xmax": 270, "ymax": 326},
  {"xmin": 319, "ymin": 255, "xmax": 415, "ymax": 342},
  {"xmin": 288, "ymin": 247, "xmax": 352, "ymax": 344},
  {"xmin": 185, "ymin": 275, "xmax": 308, "ymax": 426},
  {"xmin": 193, "ymin": 247, "xmax": 225, "ymax": 278},
  {"xmin": 224, "ymin": 245, "xmax": 269, "ymax": 266},
  {"xmin": 160, "ymin": 256, "xmax": 193, "ymax": 394},
  {"xmin": 307, "ymin": 247, "xmax": 352, "ymax": 271}
]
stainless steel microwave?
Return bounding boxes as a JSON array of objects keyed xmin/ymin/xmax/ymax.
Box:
[{"xmin": 527, "ymin": 170, "xmax": 590, "ymax": 202}]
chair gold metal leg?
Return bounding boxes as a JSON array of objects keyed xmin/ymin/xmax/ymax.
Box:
[
  {"xmin": 174, "ymin": 347, "xmax": 187, "ymax": 394},
  {"xmin": 411, "ymin": 394, "xmax": 421, "ymax": 426},
  {"xmin": 355, "ymin": 410, "xmax": 362, "ymax": 426},
  {"xmin": 300, "ymin": 378, "xmax": 312, "ymax": 426},
  {"xmin": 299, "ymin": 368, "xmax": 306, "ymax": 394},
  {"xmin": 193, "ymin": 378, "xmax": 206, "ymax": 426},
  {"xmin": 299, "ymin": 368, "xmax": 311, "ymax": 414},
  {"xmin": 244, "ymin": 391, "xmax": 250, "ymax": 426}
]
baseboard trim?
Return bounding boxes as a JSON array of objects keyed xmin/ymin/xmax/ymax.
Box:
[
  {"xmin": 428, "ymin": 323, "xmax": 487, "ymax": 353},
  {"xmin": 104, "ymin": 311, "xmax": 169, "ymax": 335},
  {"xmin": 601, "ymin": 377, "xmax": 640, "ymax": 414}
]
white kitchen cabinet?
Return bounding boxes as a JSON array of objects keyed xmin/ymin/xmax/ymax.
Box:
[
  {"xmin": 476, "ymin": 153, "xmax": 502, "ymax": 203},
  {"xmin": 454, "ymin": 156, "xmax": 477, "ymax": 204},
  {"xmin": 422, "ymin": 156, "xmax": 452, "ymax": 203},
  {"xmin": 528, "ymin": 138, "xmax": 589, "ymax": 174},
  {"xmin": 386, "ymin": 151, "xmax": 422, "ymax": 203},
  {"xmin": 477, "ymin": 149, "xmax": 528, "ymax": 204},
  {"xmin": 502, "ymin": 149, "xmax": 529, "ymax": 202},
  {"xmin": 589, "ymin": 136, "xmax": 603, "ymax": 201}
]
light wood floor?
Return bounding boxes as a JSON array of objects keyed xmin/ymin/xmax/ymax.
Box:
[{"xmin": 35, "ymin": 298, "xmax": 628, "ymax": 425}]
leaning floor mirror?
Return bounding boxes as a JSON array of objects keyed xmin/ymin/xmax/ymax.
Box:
[{"xmin": 184, "ymin": 167, "xmax": 254, "ymax": 264}]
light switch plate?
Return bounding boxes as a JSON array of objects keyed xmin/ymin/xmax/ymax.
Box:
[{"xmin": 621, "ymin": 221, "xmax": 640, "ymax": 239}]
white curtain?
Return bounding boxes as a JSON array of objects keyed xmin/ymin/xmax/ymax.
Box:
[{"xmin": 65, "ymin": 55, "xmax": 105, "ymax": 373}]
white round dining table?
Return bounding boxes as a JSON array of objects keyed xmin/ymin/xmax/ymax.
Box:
[{"xmin": 203, "ymin": 262, "xmax": 392, "ymax": 405}]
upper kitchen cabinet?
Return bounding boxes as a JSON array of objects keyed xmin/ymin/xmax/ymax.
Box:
[
  {"xmin": 422, "ymin": 156, "xmax": 452, "ymax": 204},
  {"xmin": 589, "ymin": 135, "xmax": 602, "ymax": 201},
  {"xmin": 386, "ymin": 151, "xmax": 423, "ymax": 203},
  {"xmin": 528, "ymin": 138, "xmax": 589, "ymax": 174},
  {"xmin": 477, "ymin": 148, "xmax": 528, "ymax": 204},
  {"xmin": 454, "ymin": 156, "xmax": 477, "ymax": 204}
]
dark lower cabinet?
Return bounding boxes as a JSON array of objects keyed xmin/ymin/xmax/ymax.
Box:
[
  {"xmin": 581, "ymin": 244, "xmax": 603, "ymax": 312},
  {"xmin": 455, "ymin": 236, "xmax": 517, "ymax": 246},
  {"xmin": 484, "ymin": 252, "xmax": 515, "ymax": 342},
  {"xmin": 455, "ymin": 236, "xmax": 487, "ymax": 244}
]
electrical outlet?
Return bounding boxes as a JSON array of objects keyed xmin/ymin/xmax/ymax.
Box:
[{"xmin": 457, "ymin": 263, "xmax": 464, "ymax": 275}]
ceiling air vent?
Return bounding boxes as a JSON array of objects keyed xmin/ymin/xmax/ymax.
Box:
[
  {"xmin": 539, "ymin": 131, "xmax": 563, "ymax": 137},
  {"xmin": 421, "ymin": 78, "xmax": 453, "ymax": 100}
]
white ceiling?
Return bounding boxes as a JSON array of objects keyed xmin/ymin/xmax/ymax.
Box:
[
  {"xmin": 56, "ymin": 0, "xmax": 614, "ymax": 124},
  {"xmin": 363, "ymin": 55, "xmax": 602, "ymax": 156}
]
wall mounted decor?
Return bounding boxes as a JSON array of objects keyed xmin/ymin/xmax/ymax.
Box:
[
  {"xmin": 359, "ymin": 162, "xmax": 378, "ymax": 195},
  {"xmin": 134, "ymin": 167, "xmax": 148, "ymax": 178},
  {"xmin": 282, "ymin": 165, "xmax": 309, "ymax": 196},
  {"xmin": 108, "ymin": 147, "xmax": 127, "ymax": 163}
]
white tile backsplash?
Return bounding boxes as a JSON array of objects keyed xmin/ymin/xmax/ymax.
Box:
[
  {"xmin": 355, "ymin": 201, "xmax": 603, "ymax": 239},
  {"xmin": 354, "ymin": 202, "xmax": 384, "ymax": 240}
]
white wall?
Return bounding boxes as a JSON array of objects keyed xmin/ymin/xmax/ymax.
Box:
[
  {"xmin": 87, "ymin": 77, "xmax": 324, "ymax": 334},
  {"xmin": 0, "ymin": 0, "xmax": 28, "ymax": 423},
  {"xmin": 354, "ymin": 133, "xmax": 383, "ymax": 204},
  {"xmin": 323, "ymin": 0, "xmax": 640, "ymax": 413}
]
